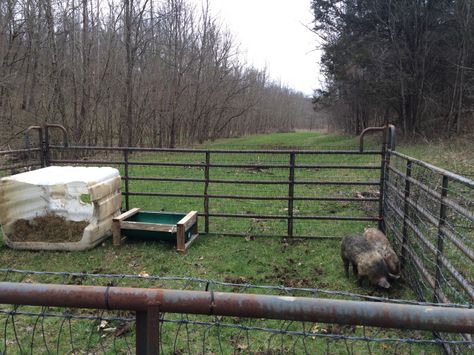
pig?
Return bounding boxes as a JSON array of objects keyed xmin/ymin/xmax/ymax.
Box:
[
  {"xmin": 341, "ymin": 235, "xmax": 391, "ymax": 289},
  {"xmin": 363, "ymin": 228, "xmax": 400, "ymax": 279}
]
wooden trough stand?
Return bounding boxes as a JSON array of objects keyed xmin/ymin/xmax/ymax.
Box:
[{"xmin": 112, "ymin": 208, "xmax": 199, "ymax": 253}]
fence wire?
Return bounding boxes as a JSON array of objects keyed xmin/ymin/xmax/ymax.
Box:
[
  {"xmin": 1, "ymin": 269, "xmax": 473, "ymax": 354},
  {"xmin": 1, "ymin": 132, "xmax": 474, "ymax": 353},
  {"xmin": 1, "ymin": 268, "xmax": 472, "ymax": 307},
  {"xmin": 1, "ymin": 307, "xmax": 473, "ymax": 354},
  {"xmin": 384, "ymin": 152, "xmax": 474, "ymax": 305},
  {"xmin": 44, "ymin": 144, "xmax": 383, "ymax": 239},
  {"xmin": 384, "ymin": 151, "xmax": 474, "ymax": 354}
]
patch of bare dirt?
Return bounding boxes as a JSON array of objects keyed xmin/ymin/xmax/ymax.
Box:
[
  {"xmin": 266, "ymin": 264, "xmax": 314, "ymax": 288},
  {"xmin": 10, "ymin": 214, "xmax": 88, "ymax": 243},
  {"xmin": 223, "ymin": 276, "xmax": 251, "ymax": 284}
]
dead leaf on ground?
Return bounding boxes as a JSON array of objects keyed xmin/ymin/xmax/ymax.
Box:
[
  {"xmin": 115, "ymin": 323, "xmax": 131, "ymax": 337},
  {"xmin": 97, "ymin": 320, "xmax": 108, "ymax": 331}
]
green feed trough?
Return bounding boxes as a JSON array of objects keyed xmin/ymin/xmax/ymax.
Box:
[
  {"xmin": 112, "ymin": 209, "xmax": 199, "ymax": 253},
  {"xmin": 123, "ymin": 211, "xmax": 192, "ymax": 241}
]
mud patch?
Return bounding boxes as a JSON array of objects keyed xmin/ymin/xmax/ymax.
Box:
[
  {"xmin": 9, "ymin": 214, "xmax": 88, "ymax": 243},
  {"xmin": 266, "ymin": 265, "xmax": 314, "ymax": 288},
  {"xmin": 223, "ymin": 276, "xmax": 251, "ymax": 284}
]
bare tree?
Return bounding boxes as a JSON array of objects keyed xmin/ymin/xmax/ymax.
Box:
[{"xmin": 0, "ymin": 0, "xmax": 315, "ymax": 148}]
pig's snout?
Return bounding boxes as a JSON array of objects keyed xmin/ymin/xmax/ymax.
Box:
[{"xmin": 377, "ymin": 278, "xmax": 391, "ymax": 289}]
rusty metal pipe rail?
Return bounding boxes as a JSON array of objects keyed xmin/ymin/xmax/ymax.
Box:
[
  {"xmin": 391, "ymin": 150, "xmax": 474, "ymax": 189},
  {"xmin": 0, "ymin": 163, "xmax": 41, "ymax": 172},
  {"xmin": 44, "ymin": 123, "xmax": 68, "ymax": 147},
  {"xmin": 49, "ymin": 159, "xmax": 124, "ymax": 165},
  {"xmin": 0, "ymin": 282, "xmax": 473, "ymax": 333},
  {"xmin": 208, "ymin": 232, "xmax": 343, "ymax": 240},
  {"xmin": 125, "ymin": 176, "xmax": 382, "ymax": 190},
  {"xmin": 49, "ymin": 145, "xmax": 382, "ymax": 155},
  {"xmin": 385, "ymin": 180, "xmax": 474, "ymax": 263},
  {"xmin": 124, "ymin": 191, "xmax": 378, "ymax": 202},
  {"xmin": 388, "ymin": 165, "xmax": 474, "ymax": 224},
  {"xmin": 49, "ymin": 159, "xmax": 380, "ymax": 171},
  {"xmin": 126, "ymin": 176, "xmax": 380, "ymax": 186},
  {"xmin": 122, "ymin": 179, "xmax": 381, "ymax": 187},
  {"xmin": 0, "ymin": 148, "xmax": 41, "ymax": 155},
  {"xmin": 204, "ymin": 212, "xmax": 379, "ymax": 221},
  {"xmin": 385, "ymin": 196, "xmax": 474, "ymax": 301},
  {"xmin": 128, "ymin": 176, "xmax": 285, "ymax": 184},
  {"xmin": 359, "ymin": 126, "xmax": 386, "ymax": 153},
  {"xmin": 384, "ymin": 217, "xmax": 450, "ymax": 304}
]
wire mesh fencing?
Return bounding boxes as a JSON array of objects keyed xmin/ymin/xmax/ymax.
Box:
[
  {"xmin": 1, "ymin": 123, "xmax": 388, "ymax": 240},
  {"xmin": 384, "ymin": 150, "xmax": 474, "ymax": 353},
  {"xmin": 384, "ymin": 151, "xmax": 474, "ymax": 305},
  {"xmin": 0, "ymin": 269, "xmax": 473, "ymax": 354},
  {"xmin": 0, "ymin": 148, "xmax": 42, "ymax": 177},
  {"xmin": 1, "ymin": 125, "xmax": 474, "ymax": 353},
  {"xmin": 44, "ymin": 144, "xmax": 384, "ymax": 240},
  {"xmin": 2, "ymin": 308, "xmax": 471, "ymax": 354}
]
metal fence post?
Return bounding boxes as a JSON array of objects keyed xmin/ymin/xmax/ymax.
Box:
[
  {"xmin": 124, "ymin": 149, "xmax": 130, "ymax": 211},
  {"xmin": 24, "ymin": 126, "xmax": 45, "ymax": 167},
  {"xmin": 377, "ymin": 127, "xmax": 388, "ymax": 232},
  {"xmin": 136, "ymin": 303, "xmax": 160, "ymax": 355},
  {"xmin": 204, "ymin": 151, "xmax": 210, "ymax": 234},
  {"xmin": 434, "ymin": 175, "xmax": 449, "ymax": 302},
  {"xmin": 44, "ymin": 125, "xmax": 51, "ymax": 167},
  {"xmin": 39, "ymin": 132, "xmax": 46, "ymax": 167},
  {"xmin": 287, "ymin": 153, "xmax": 296, "ymax": 238},
  {"xmin": 38, "ymin": 127, "xmax": 46, "ymax": 168},
  {"xmin": 401, "ymin": 160, "xmax": 412, "ymax": 269}
]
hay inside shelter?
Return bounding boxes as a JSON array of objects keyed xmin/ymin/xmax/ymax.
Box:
[{"xmin": 10, "ymin": 214, "xmax": 88, "ymax": 243}]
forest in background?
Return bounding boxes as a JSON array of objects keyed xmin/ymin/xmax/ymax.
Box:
[
  {"xmin": 0, "ymin": 0, "xmax": 320, "ymax": 148},
  {"xmin": 312, "ymin": 0, "xmax": 474, "ymax": 137}
]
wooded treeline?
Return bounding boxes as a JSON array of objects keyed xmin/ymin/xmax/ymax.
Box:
[
  {"xmin": 312, "ymin": 0, "xmax": 474, "ymax": 136},
  {"xmin": 0, "ymin": 0, "xmax": 316, "ymax": 148}
]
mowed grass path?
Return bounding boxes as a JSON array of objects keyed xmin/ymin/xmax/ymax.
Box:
[{"xmin": 1, "ymin": 131, "xmax": 471, "ymax": 353}]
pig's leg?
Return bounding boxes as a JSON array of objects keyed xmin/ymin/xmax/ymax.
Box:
[
  {"xmin": 352, "ymin": 263, "xmax": 358, "ymax": 275},
  {"xmin": 342, "ymin": 257, "xmax": 349, "ymax": 277},
  {"xmin": 357, "ymin": 275, "xmax": 364, "ymax": 287}
]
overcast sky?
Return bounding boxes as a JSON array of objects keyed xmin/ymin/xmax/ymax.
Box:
[{"xmin": 189, "ymin": 0, "xmax": 322, "ymax": 96}]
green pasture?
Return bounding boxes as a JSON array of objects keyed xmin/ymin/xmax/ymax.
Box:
[{"xmin": 1, "ymin": 131, "xmax": 470, "ymax": 353}]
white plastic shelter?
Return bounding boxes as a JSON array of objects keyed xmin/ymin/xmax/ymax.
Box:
[{"xmin": 0, "ymin": 166, "xmax": 121, "ymax": 251}]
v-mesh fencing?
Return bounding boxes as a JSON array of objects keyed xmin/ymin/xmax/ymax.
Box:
[
  {"xmin": 0, "ymin": 269, "xmax": 473, "ymax": 354},
  {"xmin": 44, "ymin": 146, "xmax": 384, "ymax": 239},
  {"xmin": 383, "ymin": 149, "xmax": 474, "ymax": 353},
  {"xmin": 1, "ymin": 124, "xmax": 474, "ymax": 354},
  {"xmin": 384, "ymin": 150, "xmax": 474, "ymax": 305},
  {"xmin": 2, "ymin": 124, "xmax": 389, "ymax": 240}
]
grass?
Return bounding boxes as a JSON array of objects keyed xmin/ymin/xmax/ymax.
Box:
[
  {"xmin": 0, "ymin": 132, "xmax": 399, "ymax": 292},
  {"xmin": 0, "ymin": 130, "xmax": 471, "ymax": 353},
  {"xmin": 396, "ymin": 133, "xmax": 474, "ymax": 177}
]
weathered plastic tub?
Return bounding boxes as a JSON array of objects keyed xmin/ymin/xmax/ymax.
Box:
[{"xmin": 0, "ymin": 166, "xmax": 122, "ymax": 251}]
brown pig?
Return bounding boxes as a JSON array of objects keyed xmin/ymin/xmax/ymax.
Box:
[
  {"xmin": 341, "ymin": 235, "xmax": 391, "ymax": 289},
  {"xmin": 363, "ymin": 228, "xmax": 400, "ymax": 279}
]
